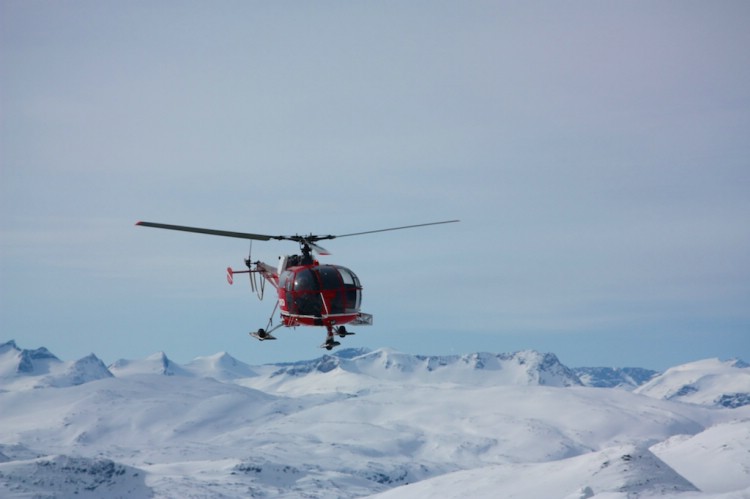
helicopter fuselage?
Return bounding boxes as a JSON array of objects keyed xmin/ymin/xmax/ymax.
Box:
[{"xmin": 274, "ymin": 260, "xmax": 370, "ymax": 329}]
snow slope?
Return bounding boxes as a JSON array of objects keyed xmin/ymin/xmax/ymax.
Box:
[
  {"xmin": 652, "ymin": 419, "xmax": 750, "ymax": 494},
  {"xmin": 1, "ymin": 341, "xmax": 748, "ymax": 498},
  {"xmin": 368, "ymin": 444, "xmax": 700, "ymax": 499}
]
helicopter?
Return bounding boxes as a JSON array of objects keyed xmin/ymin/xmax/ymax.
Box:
[{"xmin": 135, "ymin": 220, "xmax": 459, "ymax": 349}]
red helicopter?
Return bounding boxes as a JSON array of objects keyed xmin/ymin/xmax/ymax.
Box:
[{"xmin": 136, "ymin": 220, "xmax": 458, "ymax": 349}]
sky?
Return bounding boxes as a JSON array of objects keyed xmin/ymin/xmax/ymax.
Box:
[{"xmin": 1, "ymin": 1, "xmax": 748, "ymax": 371}]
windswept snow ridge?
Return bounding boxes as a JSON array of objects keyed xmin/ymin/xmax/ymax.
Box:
[{"xmin": 1, "ymin": 340, "xmax": 749, "ymax": 498}]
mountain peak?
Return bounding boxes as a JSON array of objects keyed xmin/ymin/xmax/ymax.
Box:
[
  {"xmin": 184, "ymin": 352, "xmax": 257, "ymax": 380},
  {"xmin": 332, "ymin": 347, "xmax": 373, "ymax": 359},
  {"xmin": 1, "ymin": 342, "xmax": 112, "ymax": 389},
  {"xmin": 109, "ymin": 351, "xmax": 189, "ymax": 377},
  {"xmin": 729, "ymin": 358, "xmax": 749, "ymax": 368},
  {"xmin": 0, "ymin": 340, "xmax": 62, "ymax": 378},
  {"xmin": 0, "ymin": 340, "xmax": 19, "ymax": 353},
  {"xmin": 150, "ymin": 351, "xmax": 188, "ymax": 376},
  {"xmin": 44, "ymin": 353, "xmax": 113, "ymax": 388}
]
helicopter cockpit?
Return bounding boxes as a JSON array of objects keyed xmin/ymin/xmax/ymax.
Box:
[{"xmin": 278, "ymin": 264, "xmax": 362, "ymax": 317}]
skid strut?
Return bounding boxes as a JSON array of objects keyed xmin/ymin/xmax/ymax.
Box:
[
  {"xmin": 321, "ymin": 324, "xmax": 341, "ymax": 350},
  {"xmin": 250, "ymin": 300, "xmax": 281, "ymax": 341},
  {"xmin": 320, "ymin": 325, "xmax": 355, "ymax": 350}
]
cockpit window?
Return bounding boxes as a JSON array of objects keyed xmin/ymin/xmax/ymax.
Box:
[
  {"xmin": 291, "ymin": 269, "xmax": 321, "ymax": 316},
  {"xmin": 338, "ymin": 266, "xmax": 361, "ymax": 312},
  {"xmin": 293, "ymin": 269, "xmax": 319, "ymax": 292},
  {"xmin": 317, "ymin": 266, "xmax": 342, "ymax": 290},
  {"xmin": 339, "ymin": 267, "xmax": 356, "ymax": 286}
]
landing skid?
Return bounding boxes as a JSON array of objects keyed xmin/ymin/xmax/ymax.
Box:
[
  {"xmin": 250, "ymin": 330, "xmax": 277, "ymax": 341},
  {"xmin": 249, "ymin": 323, "xmax": 354, "ymax": 349},
  {"xmin": 320, "ymin": 339, "xmax": 341, "ymax": 350},
  {"xmin": 336, "ymin": 326, "xmax": 355, "ymax": 338},
  {"xmin": 321, "ymin": 325, "xmax": 354, "ymax": 350}
]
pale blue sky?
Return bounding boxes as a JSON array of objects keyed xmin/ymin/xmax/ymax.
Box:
[{"xmin": 2, "ymin": 1, "xmax": 748, "ymax": 370}]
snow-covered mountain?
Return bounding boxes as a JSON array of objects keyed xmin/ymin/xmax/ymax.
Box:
[
  {"xmin": 0, "ymin": 340, "xmax": 112, "ymax": 391},
  {"xmin": 108, "ymin": 351, "xmax": 191, "ymax": 377},
  {"xmin": 0, "ymin": 340, "xmax": 59, "ymax": 377},
  {"xmin": 260, "ymin": 348, "xmax": 582, "ymax": 389},
  {"xmin": 184, "ymin": 351, "xmax": 258, "ymax": 380},
  {"xmin": 573, "ymin": 366, "xmax": 659, "ymax": 390},
  {"xmin": 1, "ymin": 340, "xmax": 749, "ymax": 498},
  {"xmin": 108, "ymin": 351, "xmax": 258, "ymax": 380},
  {"xmin": 635, "ymin": 357, "xmax": 750, "ymax": 408}
]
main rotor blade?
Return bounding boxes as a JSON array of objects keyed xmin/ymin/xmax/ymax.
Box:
[
  {"xmin": 306, "ymin": 240, "xmax": 331, "ymax": 256},
  {"xmin": 136, "ymin": 221, "xmax": 277, "ymax": 241},
  {"xmin": 136, "ymin": 219, "xmax": 460, "ymax": 245},
  {"xmin": 330, "ymin": 220, "xmax": 460, "ymax": 239}
]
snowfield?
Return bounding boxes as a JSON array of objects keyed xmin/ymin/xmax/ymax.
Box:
[{"xmin": 1, "ymin": 340, "xmax": 748, "ymax": 498}]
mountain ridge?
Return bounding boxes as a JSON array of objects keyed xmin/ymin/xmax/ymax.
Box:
[
  {"xmin": 266, "ymin": 348, "xmax": 584, "ymax": 387},
  {"xmin": 3, "ymin": 340, "xmax": 749, "ymax": 409},
  {"xmin": 1, "ymin": 339, "xmax": 749, "ymax": 498},
  {"xmin": 573, "ymin": 366, "xmax": 659, "ymax": 390}
]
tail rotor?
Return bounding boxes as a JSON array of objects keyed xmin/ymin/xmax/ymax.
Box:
[
  {"xmin": 227, "ymin": 241, "xmax": 264, "ymax": 299},
  {"xmin": 246, "ymin": 241, "xmax": 256, "ymax": 294}
]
